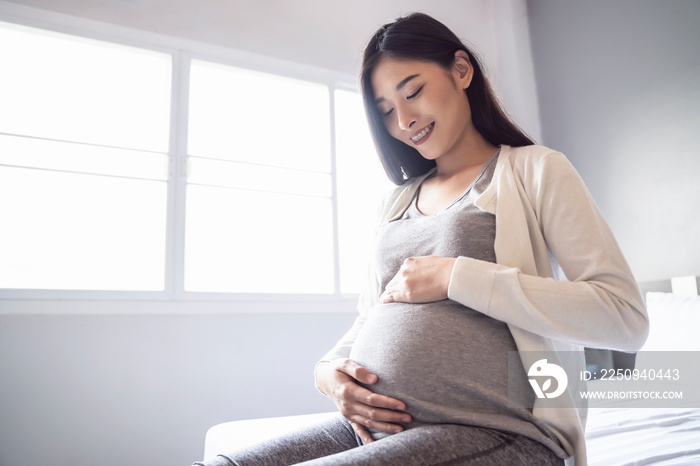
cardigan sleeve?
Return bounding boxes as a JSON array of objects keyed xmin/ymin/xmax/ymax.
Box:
[{"xmin": 447, "ymin": 151, "xmax": 649, "ymax": 352}]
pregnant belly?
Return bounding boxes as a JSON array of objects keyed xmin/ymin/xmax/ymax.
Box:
[{"xmin": 348, "ymin": 301, "xmax": 518, "ymax": 422}]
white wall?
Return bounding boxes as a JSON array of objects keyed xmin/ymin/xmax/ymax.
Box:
[
  {"xmin": 0, "ymin": 1, "xmax": 539, "ymax": 464},
  {"xmin": 528, "ymin": 0, "xmax": 700, "ymax": 282}
]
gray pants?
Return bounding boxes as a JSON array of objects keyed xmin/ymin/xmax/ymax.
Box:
[{"xmin": 193, "ymin": 413, "xmax": 564, "ymax": 466}]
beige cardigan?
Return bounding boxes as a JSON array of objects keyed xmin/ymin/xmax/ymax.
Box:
[{"xmin": 319, "ymin": 145, "xmax": 648, "ymax": 465}]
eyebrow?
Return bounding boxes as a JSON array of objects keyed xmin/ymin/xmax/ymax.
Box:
[{"xmin": 374, "ymin": 74, "xmax": 421, "ymax": 104}]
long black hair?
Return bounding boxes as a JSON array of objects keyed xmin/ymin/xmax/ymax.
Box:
[{"xmin": 361, "ymin": 12, "xmax": 535, "ymax": 185}]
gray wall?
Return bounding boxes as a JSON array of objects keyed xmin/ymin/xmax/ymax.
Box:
[
  {"xmin": 528, "ymin": 0, "xmax": 700, "ymax": 282},
  {"xmin": 0, "ymin": 311, "xmax": 355, "ymax": 465}
]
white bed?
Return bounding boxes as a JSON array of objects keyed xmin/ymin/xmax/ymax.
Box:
[
  {"xmin": 585, "ymin": 286, "xmax": 700, "ymax": 465},
  {"xmin": 585, "ymin": 406, "xmax": 700, "ymax": 465}
]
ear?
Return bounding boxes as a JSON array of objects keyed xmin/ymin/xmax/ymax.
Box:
[{"xmin": 452, "ymin": 50, "xmax": 473, "ymax": 90}]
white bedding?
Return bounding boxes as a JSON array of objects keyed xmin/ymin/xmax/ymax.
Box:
[
  {"xmin": 586, "ymin": 407, "xmax": 700, "ymax": 465},
  {"xmin": 585, "ymin": 290, "xmax": 700, "ymax": 465}
]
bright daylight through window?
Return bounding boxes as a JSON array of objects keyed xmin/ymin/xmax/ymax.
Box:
[
  {"xmin": 0, "ymin": 20, "xmax": 387, "ymax": 298},
  {"xmin": 186, "ymin": 60, "xmax": 335, "ymax": 294},
  {"xmin": 0, "ymin": 21, "xmax": 171, "ymax": 291}
]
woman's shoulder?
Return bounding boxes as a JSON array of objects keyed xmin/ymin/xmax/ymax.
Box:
[
  {"xmin": 501, "ymin": 144, "xmax": 564, "ymax": 164},
  {"xmin": 500, "ymin": 144, "xmax": 575, "ymax": 176},
  {"xmin": 498, "ymin": 145, "xmax": 589, "ymax": 206}
]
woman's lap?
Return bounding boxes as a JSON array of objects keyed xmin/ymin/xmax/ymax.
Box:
[
  {"xmin": 194, "ymin": 413, "xmax": 563, "ymax": 466},
  {"xmin": 193, "ymin": 414, "xmax": 361, "ymax": 466}
]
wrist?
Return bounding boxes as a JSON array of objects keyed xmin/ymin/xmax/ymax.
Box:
[
  {"xmin": 314, "ymin": 360, "xmax": 332, "ymax": 396},
  {"xmin": 442, "ymin": 257, "xmax": 457, "ymax": 293}
]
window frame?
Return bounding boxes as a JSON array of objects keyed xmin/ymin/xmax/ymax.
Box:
[{"xmin": 0, "ymin": 6, "xmax": 369, "ymax": 304}]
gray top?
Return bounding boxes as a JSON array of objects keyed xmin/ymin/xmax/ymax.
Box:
[{"xmin": 349, "ymin": 151, "xmax": 561, "ymax": 449}]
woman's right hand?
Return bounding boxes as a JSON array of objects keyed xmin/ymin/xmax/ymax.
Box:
[{"xmin": 314, "ymin": 359, "xmax": 411, "ymax": 444}]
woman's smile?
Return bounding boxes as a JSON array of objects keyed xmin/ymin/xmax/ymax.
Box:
[{"xmin": 410, "ymin": 122, "xmax": 435, "ymax": 144}]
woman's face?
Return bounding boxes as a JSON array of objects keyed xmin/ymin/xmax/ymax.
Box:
[{"xmin": 370, "ymin": 55, "xmax": 473, "ymax": 161}]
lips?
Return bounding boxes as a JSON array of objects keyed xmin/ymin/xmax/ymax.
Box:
[{"xmin": 410, "ymin": 122, "xmax": 434, "ymax": 144}]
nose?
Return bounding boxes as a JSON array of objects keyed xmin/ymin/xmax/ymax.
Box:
[{"xmin": 395, "ymin": 103, "xmax": 416, "ymax": 131}]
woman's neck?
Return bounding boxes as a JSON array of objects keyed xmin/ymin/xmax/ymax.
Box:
[{"xmin": 432, "ymin": 130, "xmax": 498, "ymax": 181}]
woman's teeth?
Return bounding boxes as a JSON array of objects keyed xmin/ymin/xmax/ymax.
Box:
[{"xmin": 411, "ymin": 123, "xmax": 434, "ymax": 142}]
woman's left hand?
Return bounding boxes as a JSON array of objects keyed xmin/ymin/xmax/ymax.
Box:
[{"xmin": 379, "ymin": 256, "xmax": 457, "ymax": 304}]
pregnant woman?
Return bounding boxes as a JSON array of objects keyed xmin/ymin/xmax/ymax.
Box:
[{"xmin": 197, "ymin": 12, "xmax": 648, "ymax": 466}]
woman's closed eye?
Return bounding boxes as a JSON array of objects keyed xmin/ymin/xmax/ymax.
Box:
[
  {"xmin": 380, "ymin": 86, "xmax": 424, "ymax": 118},
  {"xmin": 406, "ymin": 85, "xmax": 424, "ymax": 99}
]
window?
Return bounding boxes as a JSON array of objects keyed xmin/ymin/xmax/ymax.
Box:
[
  {"xmin": 0, "ymin": 21, "xmax": 171, "ymax": 291},
  {"xmin": 334, "ymin": 89, "xmax": 393, "ymax": 294},
  {"xmin": 0, "ymin": 19, "xmax": 389, "ymax": 299},
  {"xmin": 185, "ymin": 60, "xmax": 334, "ymax": 294}
]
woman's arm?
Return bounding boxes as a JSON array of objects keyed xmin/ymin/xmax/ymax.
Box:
[{"xmin": 447, "ymin": 258, "xmax": 647, "ymax": 351}]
